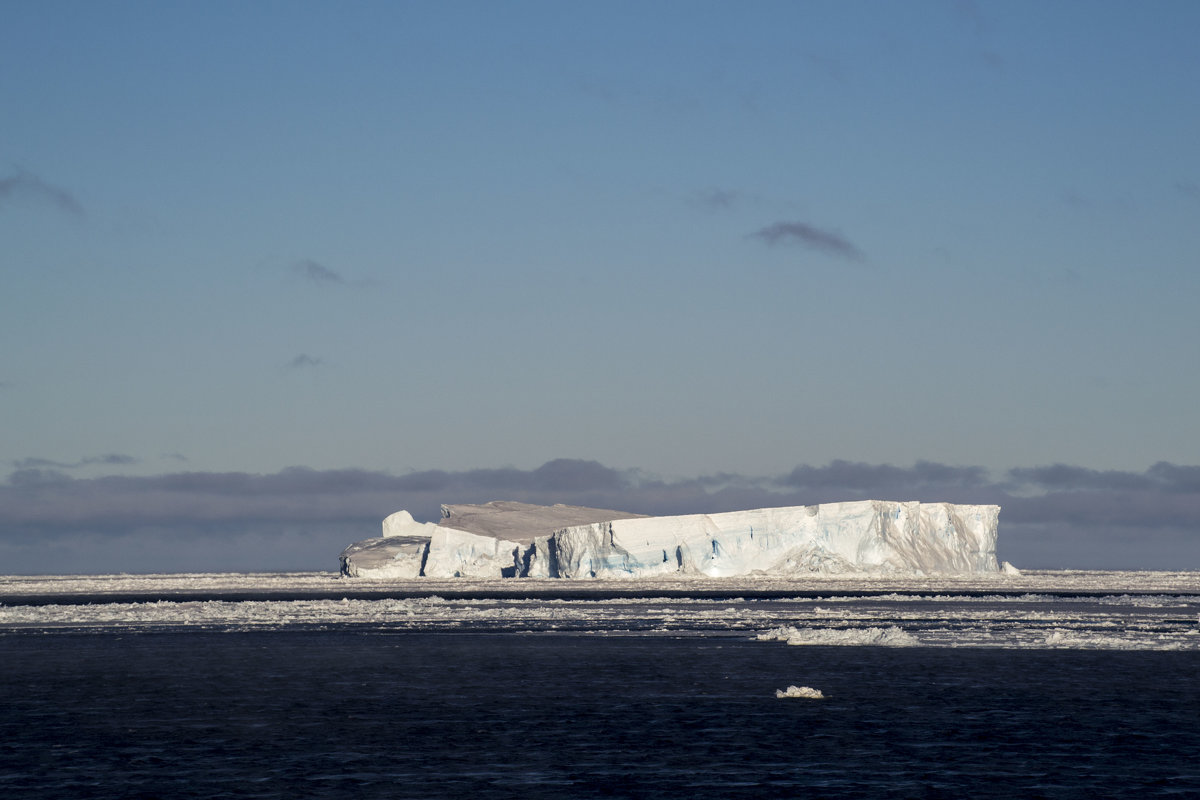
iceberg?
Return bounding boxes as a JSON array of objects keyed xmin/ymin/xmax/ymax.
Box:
[
  {"xmin": 339, "ymin": 500, "xmax": 1001, "ymax": 579},
  {"xmin": 340, "ymin": 501, "xmax": 644, "ymax": 579}
]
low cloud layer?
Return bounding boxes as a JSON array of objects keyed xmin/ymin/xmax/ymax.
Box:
[
  {"xmin": 749, "ymin": 220, "xmax": 864, "ymax": 261},
  {"xmin": 2, "ymin": 459, "xmax": 1198, "ymax": 573}
]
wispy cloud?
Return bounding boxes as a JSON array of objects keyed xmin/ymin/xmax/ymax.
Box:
[
  {"xmin": 0, "ymin": 170, "xmax": 84, "ymax": 216},
  {"xmin": 286, "ymin": 354, "xmax": 323, "ymax": 369},
  {"xmin": 951, "ymin": 0, "xmax": 988, "ymax": 36},
  {"xmin": 291, "ymin": 259, "xmax": 346, "ymax": 285},
  {"xmin": 3, "ymin": 458, "xmax": 1198, "ymax": 573},
  {"xmin": 690, "ymin": 187, "xmax": 741, "ymax": 210},
  {"xmin": 1174, "ymin": 180, "xmax": 1200, "ymax": 203},
  {"xmin": 12, "ymin": 453, "xmax": 138, "ymax": 471},
  {"xmin": 801, "ymin": 52, "xmax": 845, "ymax": 83},
  {"xmin": 748, "ymin": 220, "xmax": 865, "ymax": 261}
]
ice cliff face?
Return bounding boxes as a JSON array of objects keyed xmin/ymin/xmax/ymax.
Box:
[
  {"xmin": 340, "ymin": 502, "xmax": 640, "ymax": 579},
  {"xmin": 543, "ymin": 501, "xmax": 999, "ymax": 578},
  {"xmin": 340, "ymin": 500, "xmax": 1001, "ymax": 579}
]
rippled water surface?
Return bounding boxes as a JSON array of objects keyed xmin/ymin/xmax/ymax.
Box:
[{"xmin": 3, "ymin": 631, "xmax": 1199, "ymax": 798}]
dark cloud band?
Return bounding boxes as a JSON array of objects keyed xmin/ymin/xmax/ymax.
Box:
[
  {"xmin": 0, "ymin": 170, "xmax": 83, "ymax": 216},
  {"xmin": 291, "ymin": 259, "xmax": 345, "ymax": 284},
  {"xmin": 3, "ymin": 458, "xmax": 1197, "ymax": 572},
  {"xmin": 749, "ymin": 220, "xmax": 864, "ymax": 261}
]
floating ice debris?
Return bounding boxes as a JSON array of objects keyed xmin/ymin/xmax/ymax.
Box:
[
  {"xmin": 776, "ymin": 685, "xmax": 824, "ymax": 699},
  {"xmin": 1, "ymin": 572, "xmax": 1198, "ymax": 651},
  {"xmin": 1040, "ymin": 630, "xmax": 1181, "ymax": 650},
  {"xmin": 757, "ymin": 625, "xmax": 920, "ymax": 647}
]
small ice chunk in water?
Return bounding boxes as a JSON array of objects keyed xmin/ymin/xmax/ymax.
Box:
[
  {"xmin": 776, "ymin": 685, "xmax": 824, "ymax": 699},
  {"xmin": 756, "ymin": 625, "xmax": 919, "ymax": 647}
]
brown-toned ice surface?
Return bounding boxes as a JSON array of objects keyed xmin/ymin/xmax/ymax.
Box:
[
  {"xmin": 342, "ymin": 502, "xmax": 646, "ymax": 579},
  {"xmin": 439, "ymin": 501, "xmax": 647, "ymax": 545}
]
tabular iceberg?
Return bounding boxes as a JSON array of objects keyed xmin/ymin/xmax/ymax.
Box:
[{"xmin": 340, "ymin": 500, "xmax": 1001, "ymax": 579}]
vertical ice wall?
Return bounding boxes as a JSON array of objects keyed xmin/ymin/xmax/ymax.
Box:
[{"xmin": 534, "ymin": 501, "xmax": 1000, "ymax": 578}]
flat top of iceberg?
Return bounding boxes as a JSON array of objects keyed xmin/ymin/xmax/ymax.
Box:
[{"xmin": 440, "ymin": 500, "xmax": 647, "ymax": 544}]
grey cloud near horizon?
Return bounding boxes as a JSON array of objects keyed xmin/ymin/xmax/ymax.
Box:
[
  {"xmin": 1007, "ymin": 464, "xmax": 1153, "ymax": 492},
  {"xmin": 781, "ymin": 460, "xmax": 989, "ymax": 492},
  {"xmin": 749, "ymin": 220, "xmax": 865, "ymax": 261},
  {"xmin": 0, "ymin": 170, "xmax": 84, "ymax": 216},
  {"xmin": 3, "ymin": 458, "xmax": 1198, "ymax": 572},
  {"xmin": 1006, "ymin": 462, "xmax": 1200, "ymax": 494}
]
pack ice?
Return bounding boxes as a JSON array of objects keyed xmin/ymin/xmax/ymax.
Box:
[{"xmin": 339, "ymin": 500, "xmax": 1001, "ymax": 579}]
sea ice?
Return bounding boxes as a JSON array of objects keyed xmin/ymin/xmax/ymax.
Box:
[
  {"xmin": 757, "ymin": 625, "xmax": 920, "ymax": 647},
  {"xmin": 2, "ymin": 572, "xmax": 1198, "ymax": 651},
  {"xmin": 776, "ymin": 685, "xmax": 825, "ymax": 699}
]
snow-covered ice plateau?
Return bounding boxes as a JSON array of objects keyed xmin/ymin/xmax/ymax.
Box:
[{"xmin": 340, "ymin": 500, "xmax": 1003, "ymax": 579}]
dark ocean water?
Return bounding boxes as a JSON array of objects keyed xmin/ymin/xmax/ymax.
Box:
[{"xmin": 2, "ymin": 631, "xmax": 1199, "ymax": 799}]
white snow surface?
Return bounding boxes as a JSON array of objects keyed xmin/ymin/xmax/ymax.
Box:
[
  {"xmin": 421, "ymin": 527, "xmax": 522, "ymax": 579},
  {"xmin": 342, "ymin": 500, "xmax": 1001, "ymax": 579},
  {"xmin": 381, "ymin": 510, "xmax": 440, "ymax": 539}
]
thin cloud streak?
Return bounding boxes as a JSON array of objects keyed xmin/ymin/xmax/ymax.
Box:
[
  {"xmin": 291, "ymin": 259, "xmax": 346, "ymax": 284},
  {"xmin": 286, "ymin": 354, "xmax": 323, "ymax": 369},
  {"xmin": 12, "ymin": 453, "xmax": 138, "ymax": 471},
  {"xmin": 0, "ymin": 170, "xmax": 84, "ymax": 216},
  {"xmin": 748, "ymin": 220, "xmax": 865, "ymax": 261},
  {"xmin": 690, "ymin": 187, "xmax": 740, "ymax": 210},
  {"xmin": 1174, "ymin": 180, "xmax": 1200, "ymax": 203}
]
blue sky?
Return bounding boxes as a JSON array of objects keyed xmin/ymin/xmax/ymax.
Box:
[{"xmin": 2, "ymin": 1, "xmax": 1199, "ymax": 572}]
